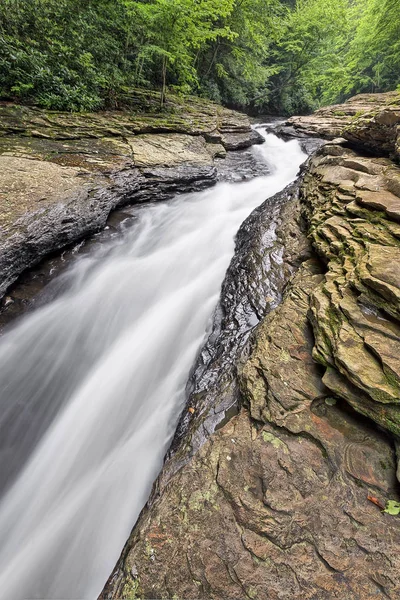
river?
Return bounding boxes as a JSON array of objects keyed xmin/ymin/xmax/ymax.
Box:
[{"xmin": 0, "ymin": 130, "xmax": 306, "ymax": 599}]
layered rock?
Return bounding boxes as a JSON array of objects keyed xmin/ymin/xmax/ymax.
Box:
[
  {"xmin": 278, "ymin": 91, "xmax": 400, "ymax": 142},
  {"xmin": 100, "ymin": 95, "xmax": 400, "ymax": 600},
  {"xmin": 343, "ymin": 106, "xmax": 400, "ymax": 161},
  {"xmin": 301, "ymin": 141, "xmax": 400, "ymax": 440},
  {"xmin": 0, "ymin": 97, "xmax": 263, "ymax": 298},
  {"xmin": 101, "ymin": 171, "xmax": 400, "ymax": 600}
]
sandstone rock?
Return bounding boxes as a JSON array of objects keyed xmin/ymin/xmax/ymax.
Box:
[
  {"xmin": 0, "ymin": 157, "xmax": 110, "ymax": 297},
  {"xmin": 126, "ymin": 134, "xmax": 216, "ymax": 168},
  {"xmin": 344, "ymin": 107, "xmax": 400, "ymax": 161},
  {"xmin": 301, "ymin": 141, "xmax": 400, "ymax": 444},
  {"xmin": 277, "ymin": 91, "xmax": 400, "ymax": 142},
  {"xmin": 220, "ymin": 128, "xmax": 264, "ymax": 151},
  {"xmin": 0, "ymin": 98, "xmax": 262, "ymax": 298},
  {"xmin": 101, "ymin": 261, "xmax": 400, "ymax": 600}
]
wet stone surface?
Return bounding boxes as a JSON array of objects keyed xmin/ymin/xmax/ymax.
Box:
[
  {"xmin": 0, "ymin": 99, "xmax": 262, "ymax": 300},
  {"xmin": 0, "ymin": 148, "xmax": 268, "ymax": 333}
]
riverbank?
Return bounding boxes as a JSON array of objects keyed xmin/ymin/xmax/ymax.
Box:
[
  {"xmin": 101, "ymin": 91, "xmax": 400, "ymax": 599},
  {"xmin": 0, "ymin": 128, "xmax": 308, "ymax": 600},
  {"xmin": 1, "ymin": 89, "xmax": 400, "ymax": 599},
  {"xmin": 0, "ymin": 94, "xmax": 263, "ymax": 300}
]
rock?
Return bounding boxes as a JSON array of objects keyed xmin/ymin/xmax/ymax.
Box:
[
  {"xmin": 344, "ymin": 107, "xmax": 400, "ymax": 161},
  {"xmin": 215, "ymin": 148, "xmax": 270, "ymax": 182},
  {"xmin": 0, "ymin": 98, "xmax": 263, "ymax": 298},
  {"xmin": 126, "ymin": 134, "xmax": 215, "ymax": 167},
  {"xmin": 165, "ymin": 181, "xmax": 313, "ymax": 472},
  {"xmin": 0, "ymin": 156, "xmax": 110, "ymax": 298},
  {"xmin": 220, "ymin": 128, "xmax": 264, "ymax": 151},
  {"xmin": 101, "ymin": 260, "xmax": 400, "ymax": 600},
  {"xmin": 277, "ymin": 91, "xmax": 400, "ymax": 142},
  {"xmin": 301, "ymin": 140, "xmax": 400, "ymax": 443}
]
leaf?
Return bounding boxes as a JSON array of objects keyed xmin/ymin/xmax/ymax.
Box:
[
  {"xmin": 384, "ymin": 501, "xmax": 400, "ymax": 516},
  {"xmin": 367, "ymin": 495, "xmax": 385, "ymax": 510}
]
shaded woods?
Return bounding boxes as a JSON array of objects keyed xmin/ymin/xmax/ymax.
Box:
[{"xmin": 0, "ymin": 0, "xmax": 399, "ymax": 114}]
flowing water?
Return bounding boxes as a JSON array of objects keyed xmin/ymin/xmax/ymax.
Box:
[{"xmin": 0, "ymin": 131, "xmax": 306, "ymax": 600}]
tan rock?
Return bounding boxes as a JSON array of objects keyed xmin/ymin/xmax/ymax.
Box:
[
  {"xmin": 279, "ymin": 91, "xmax": 400, "ymax": 141},
  {"xmin": 302, "ymin": 141, "xmax": 400, "ymax": 441},
  {"xmin": 101, "ymin": 260, "xmax": 400, "ymax": 600},
  {"xmin": 127, "ymin": 134, "xmax": 213, "ymax": 168}
]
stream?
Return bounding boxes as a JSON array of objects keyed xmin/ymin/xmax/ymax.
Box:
[{"xmin": 0, "ymin": 130, "xmax": 306, "ymax": 600}]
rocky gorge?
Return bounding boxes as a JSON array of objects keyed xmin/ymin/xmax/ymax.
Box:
[
  {"xmin": 1, "ymin": 90, "xmax": 400, "ymax": 600},
  {"xmin": 98, "ymin": 92, "xmax": 400, "ymax": 599}
]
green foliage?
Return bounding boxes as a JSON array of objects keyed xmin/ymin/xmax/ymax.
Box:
[
  {"xmin": 263, "ymin": 0, "xmax": 400, "ymax": 114},
  {"xmin": 341, "ymin": 0, "xmax": 400, "ymax": 97},
  {"xmin": 124, "ymin": 0, "xmax": 236, "ymax": 106},
  {"xmin": 385, "ymin": 501, "xmax": 400, "ymax": 516},
  {"xmin": 196, "ymin": 0, "xmax": 286, "ymax": 110},
  {"xmin": 0, "ymin": 0, "xmax": 132, "ymax": 111},
  {"xmin": 0, "ymin": 0, "xmax": 399, "ymax": 114}
]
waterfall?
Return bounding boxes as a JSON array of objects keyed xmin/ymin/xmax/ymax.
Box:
[{"xmin": 0, "ymin": 131, "xmax": 306, "ymax": 600}]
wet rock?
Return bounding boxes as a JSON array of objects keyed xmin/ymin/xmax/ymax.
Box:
[
  {"xmin": 0, "ymin": 156, "xmax": 111, "ymax": 298},
  {"xmin": 0, "ymin": 99, "xmax": 262, "ymax": 298},
  {"xmin": 220, "ymin": 128, "xmax": 264, "ymax": 151},
  {"xmin": 215, "ymin": 148, "xmax": 269, "ymax": 182},
  {"xmin": 101, "ymin": 260, "xmax": 400, "ymax": 600},
  {"xmin": 277, "ymin": 91, "xmax": 400, "ymax": 141}
]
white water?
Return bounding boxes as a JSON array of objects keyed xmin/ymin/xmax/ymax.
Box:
[{"xmin": 0, "ymin": 132, "xmax": 306, "ymax": 600}]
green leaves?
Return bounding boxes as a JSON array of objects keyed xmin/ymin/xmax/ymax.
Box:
[
  {"xmin": 1, "ymin": 0, "xmax": 399, "ymax": 113},
  {"xmin": 385, "ymin": 501, "xmax": 400, "ymax": 516}
]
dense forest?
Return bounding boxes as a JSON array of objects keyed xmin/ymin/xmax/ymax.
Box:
[{"xmin": 0, "ymin": 0, "xmax": 399, "ymax": 114}]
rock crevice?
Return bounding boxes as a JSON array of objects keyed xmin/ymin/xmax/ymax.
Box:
[{"xmin": 101, "ymin": 92, "xmax": 400, "ymax": 599}]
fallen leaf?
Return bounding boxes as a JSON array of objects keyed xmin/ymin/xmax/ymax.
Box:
[
  {"xmin": 384, "ymin": 500, "xmax": 400, "ymax": 516},
  {"xmin": 367, "ymin": 495, "xmax": 385, "ymax": 510}
]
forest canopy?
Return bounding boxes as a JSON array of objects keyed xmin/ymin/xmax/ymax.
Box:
[{"xmin": 0, "ymin": 0, "xmax": 399, "ymax": 114}]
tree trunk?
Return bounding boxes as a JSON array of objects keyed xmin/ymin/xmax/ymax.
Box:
[{"xmin": 160, "ymin": 56, "xmax": 167, "ymax": 109}]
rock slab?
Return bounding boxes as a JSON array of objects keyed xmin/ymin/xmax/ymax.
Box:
[{"xmin": 0, "ymin": 98, "xmax": 263, "ymax": 298}]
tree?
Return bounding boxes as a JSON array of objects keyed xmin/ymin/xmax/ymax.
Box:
[{"xmin": 124, "ymin": 0, "xmax": 235, "ymax": 107}]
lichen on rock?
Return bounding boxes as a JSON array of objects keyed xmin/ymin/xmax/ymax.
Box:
[
  {"xmin": 301, "ymin": 140, "xmax": 400, "ymax": 443},
  {"xmin": 0, "ymin": 98, "xmax": 262, "ymax": 299}
]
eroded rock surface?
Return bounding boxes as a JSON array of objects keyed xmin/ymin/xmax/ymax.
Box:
[
  {"xmin": 343, "ymin": 106, "xmax": 400, "ymax": 161},
  {"xmin": 302, "ymin": 140, "xmax": 400, "ymax": 442},
  {"xmin": 101, "ymin": 97, "xmax": 400, "ymax": 599},
  {"xmin": 278, "ymin": 91, "xmax": 400, "ymax": 144},
  {"xmin": 102, "ymin": 258, "xmax": 400, "ymax": 600},
  {"xmin": 164, "ymin": 181, "xmax": 312, "ymax": 482},
  {"xmin": 0, "ymin": 97, "xmax": 262, "ymax": 298}
]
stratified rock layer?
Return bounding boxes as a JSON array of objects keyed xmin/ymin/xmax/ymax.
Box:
[
  {"xmin": 101, "ymin": 94, "xmax": 400, "ymax": 600},
  {"xmin": 0, "ymin": 97, "xmax": 263, "ymax": 297},
  {"xmin": 278, "ymin": 91, "xmax": 400, "ymax": 148},
  {"xmin": 302, "ymin": 141, "xmax": 400, "ymax": 438}
]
